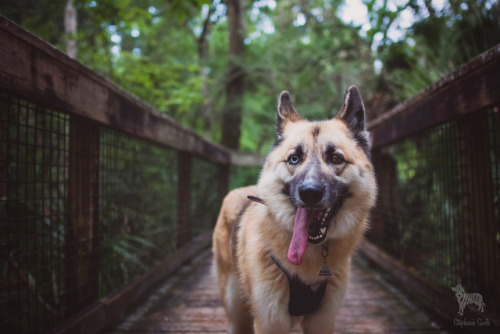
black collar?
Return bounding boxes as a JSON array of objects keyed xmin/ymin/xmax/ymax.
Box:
[{"xmin": 271, "ymin": 255, "xmax": 327, "ymax": 316}]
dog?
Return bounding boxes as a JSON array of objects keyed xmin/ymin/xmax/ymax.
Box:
[
  {"xmin": 213, "ymin": 86, "xmax": 377, "ymax": 333},
  {"xmin": 452, "ymin": 283, "xmax": 486, "ymax": 316}
]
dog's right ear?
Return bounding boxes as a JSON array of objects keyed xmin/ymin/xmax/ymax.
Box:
[{"xmin": 276, "ymin": 91, "xmax": 302, "ymax": 140}]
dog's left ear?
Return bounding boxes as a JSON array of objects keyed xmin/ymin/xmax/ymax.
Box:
[{"xmin": 336, "ymin": 86, "xmax": 371, "ymax": 157}]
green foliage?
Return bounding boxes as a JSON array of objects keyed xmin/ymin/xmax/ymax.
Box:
[
  {"xmin": 372, "ymin": 0, "xmax": 500, "ymax": 100},
  {"xmin": 236, "ymin": 0, "xmax": 376, "ymax": 152},
  {"xmin": 2, "ymin": 0, "xmax": 498, "ymax": 149},
  {"xmin": 114, "ymin": 53, "xmax": 204, "ymax": 118},
  {"xmin": 73, "ymin": 0, "xmax": 207, "ymax": 129},
  {"xmin": 0, "ymin": 0, "xmax": 68, "ymax": 44},
  {"xmin": 229, "ymin": 166, "xmax": 261, "ymax": 190}
]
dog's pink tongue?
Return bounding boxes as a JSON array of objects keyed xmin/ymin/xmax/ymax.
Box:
[{"xmin": 288, "ymin": 208, "xmax": 309, "ymax": 265}]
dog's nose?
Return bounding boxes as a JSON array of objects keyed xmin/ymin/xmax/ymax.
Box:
[{"xmin": 299, "ymin": 183, "xmax": 324, "ymax": 206}]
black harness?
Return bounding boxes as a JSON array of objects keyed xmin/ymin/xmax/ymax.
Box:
[{"xmin": 271, "ymin": 255, "xmax": 327, "ymax": 316}]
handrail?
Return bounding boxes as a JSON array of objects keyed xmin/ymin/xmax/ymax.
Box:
[
  {"xmin": 368, "ymin": 44, "xmax": 500, "ymax": 148},
  {"xmin": 230, "ymin": 150, "xmax": 266, "ymax": 167},
  {"xmin": 0, "ymin": 14, "xmax": 230, "ymax": 164}
]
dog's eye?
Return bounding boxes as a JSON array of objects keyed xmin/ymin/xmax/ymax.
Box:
[
  {"xmin": 331, "ymin": 153, "xmax": 344, "ymax": 164},
  {"xmin": 288, "ymin": 154, "xmax": 301, "ymax": 165}
]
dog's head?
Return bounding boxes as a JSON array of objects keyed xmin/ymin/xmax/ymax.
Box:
[
  {"xmin": 452, "ymin": 284, "xmax": 465, "ymax": 297},
  {"xmin": 258, "ymin": 86, "xmax": 377, "ymax": 265}
]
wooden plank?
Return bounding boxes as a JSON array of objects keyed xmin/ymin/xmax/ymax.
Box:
[
  {"xmin": 369, "ymin": 44, "xmax": 500, "ymax": 148},
  {"xmin": 52, "ymin": 232, "xmax": 213, "ymax": 334},
  {"xmin": 230, "ymin": 150, "xmax": 265, "ymax": 167},
  {"xmin": 0, "ymin": 15, "xmax": 230, "ymax": 164}
]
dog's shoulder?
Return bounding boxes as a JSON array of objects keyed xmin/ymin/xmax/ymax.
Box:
[
  {"xmin": 214, "ymin": 185, "xmax": 258, "ymax": 271},
  {"xmin": 215, "ymin": 185, "xmax": 258, "ymax": 236},
  {"xmin": 220, "ymin": 185, "xmax": 257, "ymax": 218}
]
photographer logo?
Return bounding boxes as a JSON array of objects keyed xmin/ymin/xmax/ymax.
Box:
[{"xmin": 451, "ymin": 283, "xmax": 490, "ymax": 328}]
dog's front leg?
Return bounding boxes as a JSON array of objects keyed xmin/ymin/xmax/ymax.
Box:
[
  {"xmin": 225, "ymin": 274, "xmax": 254, "ymax": 334},
  {"xmin": 251, "ymin": 282, "xmax": 293, "ymax": 334}
]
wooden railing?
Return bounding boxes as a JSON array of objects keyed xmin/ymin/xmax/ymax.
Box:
[
  {"xmin": 0, "ymin": 15, "xmax": 261, "ymax": 334},
  {"xmin": 366, "ymin": 44, "xmax": 500, "ymax": 329}
]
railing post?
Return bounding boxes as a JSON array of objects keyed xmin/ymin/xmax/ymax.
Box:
[
  {"xmin": 65, "ymin": 116, "xmax": 100, "ymax": 316},
  {"xmin": 370, "ymin": 150, "xmax": 399, "ymax": 255},
  {"xmin": 457, "ymin": 110, "xmax": 496, "ymax": 298},
  {"xmin": 177, "ymin": 151, "xmax": 192, "ymax": 247},
  {"xmin": 218, "ymin": 163, "xmax": 230, "ymax": 200}
]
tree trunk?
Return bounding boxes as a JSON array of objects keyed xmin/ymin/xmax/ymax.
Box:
[
  {"xmin": 220, "ymin": 0, "xmax": 246, "ymax": 150},
  {"xmin": 498, "ymin": 0, "xmax": 500, "ymax": 33},
  {"xmin": 198, "ymin": 5, "xmax": 215, "ymax": 137},
  {"xmin": 64, "ymin": 0, "xmax": 77, "ymax": 59}
]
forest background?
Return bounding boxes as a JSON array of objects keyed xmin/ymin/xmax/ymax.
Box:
[{"xmin": 1, "ymin": 0, "xmax": 499, "ymax": 153}]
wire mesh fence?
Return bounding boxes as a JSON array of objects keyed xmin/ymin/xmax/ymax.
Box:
[
  {"xmin": 1, "ymin": 94, "xmax": 70, "ymax": 333},
  {"xmin": 191, "ymin": 157, "xmax": 224, "ymax": 238},
  {"xmin": 369, "ymin": 106, "xmax": 500, "ymax": 318},
  {"xmin": 0, "ymin": 92, "xmax": 227, "ymax": 333},
  {"xmin": 98, "ymin": 127, "xmax": 179, "ymax": 298}
]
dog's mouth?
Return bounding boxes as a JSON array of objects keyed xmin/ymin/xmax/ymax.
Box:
[
  {"xmin": 287, "ymin": 206, "xmax": 335, "ymax": 266},
  {"xmin": 307, "ymin": 208, "xmax": 333, "ymax": 244}
]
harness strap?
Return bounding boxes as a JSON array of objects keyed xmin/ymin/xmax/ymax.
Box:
[{"xmin": 271, "ymin": 255, "xmax": 327, "ymax": 316}]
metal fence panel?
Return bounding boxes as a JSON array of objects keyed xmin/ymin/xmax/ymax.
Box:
[
  {"xmin": 0, "ymin": 92, "xmax": 225, "ymax": 333},
  {"xmin": 1, "ymin": 93, "xmax": 69, "ymax": 333},
  {"xmin": 369, "ymin": 107, "xmax": 500, "ymax": 318}
]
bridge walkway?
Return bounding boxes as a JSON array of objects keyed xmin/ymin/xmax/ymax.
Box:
[{"xmin": 105, "ymin": 248, "xmax": 453, "ymax": 334}]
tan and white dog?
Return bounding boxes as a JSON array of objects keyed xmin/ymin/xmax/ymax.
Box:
[{"xmin": 213, "ymin": 86, "xmax": 377, "ymax": 333}]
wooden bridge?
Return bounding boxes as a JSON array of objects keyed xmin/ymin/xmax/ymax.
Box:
[
  {"xmin": 1, "ymin": 15, "xmax": 499, "ymax": 334},
  {"xmin": 103, "ymin": 250, "xmax": 452, "ymax": 334}
]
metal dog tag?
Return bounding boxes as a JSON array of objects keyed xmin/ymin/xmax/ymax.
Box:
[
  {"xmin": 318, "ymin": 261, "xmax": 333, "ymax": 277},
  {"xmin": 318, "ymin": 245, "xmax": 333, "ymax": 277}
]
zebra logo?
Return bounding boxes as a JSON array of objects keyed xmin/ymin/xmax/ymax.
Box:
[{"xmin": 451, "ymin": 284, "xmax": 486, "ymax": 316}]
